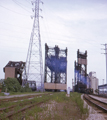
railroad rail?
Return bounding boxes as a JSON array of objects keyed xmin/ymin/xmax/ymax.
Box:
[
  {"xmin": 0, "ymin": 93, "xmax": 50, "ymax": 103},
  {"xmin": 0, "ymin": 93, "xmax": 53, "ymax": 120},
  {"xmin": 91, "ymin": 93, "xmax": 107, "ymax": 98},
  {"xmin": 84, "ymin": 94, "xmax": 107, "ymax": 112}
]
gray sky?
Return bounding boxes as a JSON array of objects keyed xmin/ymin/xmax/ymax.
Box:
[{"xmin": 0, "ymin": 0, "xmax": 107, "ymax": 88}]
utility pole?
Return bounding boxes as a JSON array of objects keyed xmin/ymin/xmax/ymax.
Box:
[
  {"xmin": 102, "ymin": 79, "xmax": 104, "ymax": 95},
  {"xmin": 72, "ymin": 79, "xmax": 74, "ymax": 92},
  {"xmin": 23, "ymin": 0, "xmax": 44, "ymax": 91},
  {"xmin": 101, "ymin": 44, "xmax": 107, "ymax": 84},
  {"xmin": 103, "ymin": 79, "xmax": 104, "ymax": 85}
]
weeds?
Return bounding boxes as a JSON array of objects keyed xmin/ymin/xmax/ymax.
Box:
[
  {"xmin": 0, "ymin": 92, "xmax": 89, "ymax": 120},
  {"xmin": 71, "ymin": 92, "xmax": 89, "ymax": 114},
  {"xmin": 0, "ymin": 92, "xmax": 5, "ymax": 96}
]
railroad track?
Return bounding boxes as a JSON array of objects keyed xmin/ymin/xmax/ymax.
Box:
[
  {"xmin": 0, "ymin": 93, "xmax": 50, "ymax": 103},
  {"xmin": 0, "ymin": 93, "xmax": 53, "ymax": 120},
  {"xmin": 84, "ymin": 94, "xmax": 107, "ymax": 112}
]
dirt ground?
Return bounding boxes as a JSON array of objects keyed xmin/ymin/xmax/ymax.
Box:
[{"xmin": 34, "ymin": 100, "xmax": 83, "ymax": 120}]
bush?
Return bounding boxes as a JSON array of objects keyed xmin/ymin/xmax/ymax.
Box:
[
  {"xmin": 0, "ymin": 83, "xmax": 2, "ymax": 89},
  {"xmin": 2, "ymin": 78, "xmax": 21, "ymax": 92},
  {"xmin": 20, "ymin": 83, "xmax": 32, "ymax": 92},
  {"xmin": 2, "ymin": 78, "xmax": 32, "ymax": 93}
]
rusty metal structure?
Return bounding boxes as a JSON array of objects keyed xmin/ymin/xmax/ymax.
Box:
[
  {"xmin": 44, "ymin": 43, "xmax": 67, "ymax": 91},
  {"xmin": 74, "ymin": 49, "xmax": 87, "ymax": 92},
  {"xmin": 3, "ymin": 61, "xmax": 25, "ymax": 85}
]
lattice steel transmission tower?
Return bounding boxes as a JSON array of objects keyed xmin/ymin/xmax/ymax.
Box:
[{"xmin": 23, "ymin": 0, "xmax": 44, "ymax": 91}]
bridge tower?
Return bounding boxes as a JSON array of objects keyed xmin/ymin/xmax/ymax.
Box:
[
  {"xmin": 74, "ymin": 49, "xmax": 87, "ymax": 92},
  {"xmin": 44, "ymin": 44, "xmax": 67, "ymax": 91}
]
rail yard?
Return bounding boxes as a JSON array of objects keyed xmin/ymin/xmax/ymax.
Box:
[
  {"xmin": 0, "ymin": 92, "xmax": 53, "ymax": 120},
  {"xmin": 0, "ymin": 92, "xmax": 107, "ymax": 120},
  {"xmin": 0, "ymin": 92, "xmax": 89, "ymax": 120}
]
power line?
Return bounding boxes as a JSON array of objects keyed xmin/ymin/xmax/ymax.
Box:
[
  {"xmin": 25, "ymin": 0, "xmax": 31, "ymax": 4},
  {"xmin": 0, "ymin": 49, "xmax": 27, "ymax": 53},
  {"xmin": 0, "ymin": 21, "xmax": 32, "ymax": 30},
  {"xmin": 0, "ymin": 44, "xmax": 28, "ymax": 50},
  {"xmin": 0, "ymin": 4, "xmax": 30, "ymax": 16},
  {"xmin": 0, "ymin": 32, "xmax": 101, "ymax": 50},
  {"xmin": 0, "ymin": 27, "xmax": 31, "ymax": 35},
  {"xmin": 13, "ymin": 0, "xmax": 31, "ymax": 9},
  {"xmin": 0, "ymin": 33, "xmax": 29, "ymax": 40},
  {"xmin": 0, "ymin": 39, "xmax": 28, "ymax": 45},
  {"xmin": 12, "ymin": 0, "xmax": 32, "ymax": 13}
]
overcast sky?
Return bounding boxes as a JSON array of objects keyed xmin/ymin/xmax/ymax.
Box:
[{"xmin": 0, "ymin": 0, "xmax": 107, "ymax": 88}]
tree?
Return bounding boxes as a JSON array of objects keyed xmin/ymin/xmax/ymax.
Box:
[{"xmin": 2, "ymin": 77, "xmax": 21, "ymax": 92}]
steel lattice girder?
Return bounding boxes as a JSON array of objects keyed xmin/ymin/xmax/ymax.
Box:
[
  {"xmin": 74, "ymin": 49, "xmax": 87, "ymax": 92},
  {"xmin": 44, "ymin": 43, "xmax": 67, "ymax": 84}
]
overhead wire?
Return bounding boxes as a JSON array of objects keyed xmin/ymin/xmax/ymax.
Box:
[
  {"xmin": 0, "ymin": 27, "xmax": 31, "ymax": 35},
  {"xmin": 0, "ymin": 20, "xmax": 101, "ymax": 48},
  {"xmin": 0, "ymin": 44, "xmax": 27, "ymax": 49},
  {"xmin": 0, "ymin": 1, "xmax": 104, "ymax": 55},
  {"xmin": 0, "ymin": 1, "xmax": 102, "ymax": 49},
  {"xmin": 0, "ymin": 49, "xmax": 27, "ymax": 53},
  {"xmin": 0, "ymin": 33, "xmax": 29, "ymax": 40},
  {"xmin": 13, "ymin": 0, "xmax": 31, "ymax": 9},
  {"xmin": 42, "ymin": 4, "xmax": 105, "ymax": 48},
  {"xmin": 12, "ymin": 0, "xmax": 32, "ymax": 14},
  {"xmin": 0, "ymin": 38, "xmax": 29, "ymax": 45},
  {"xmin": 0, "ymin": 21, "xmax": 32, "ymax": 30},
  {"xmin": 25, "ymin": 0, "xmax": 31, "ymax": 4},
  {"xmin": 0, "ymin": 4, "xmax": 30, "ymax": 16},
  {"xmin": 41, "ymin": 4, "xmax": 52, "ymax": 43},
  {"xmin": 40, "ymin": 14, "xmax": 103, "ymax": 53}
]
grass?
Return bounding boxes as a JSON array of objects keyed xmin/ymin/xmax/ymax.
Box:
[
  {"xmin": 0, "ymin": 90, "xmax": 50, "ymax": 96},
  {"xmin": 0, "ymin": 91, "xmax": 47, "ymax": 96},
  {"xmin": 0, "ymin": 92, "xmax": 5, "ymax": 96},
  {"xmin": 71, "ymin": 92, "xmax": 88, "ymax": 114},
  {"xmin": 0, "ymin": 93, "xmax": 50, "ymax": 109},
  {"xmin": 24, "ymin": 92, "xmax": 88, "ymax": 120},
  {"xmin": 0, "ymin": 92, "xmax": 89, "ymax": 120}
]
